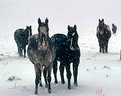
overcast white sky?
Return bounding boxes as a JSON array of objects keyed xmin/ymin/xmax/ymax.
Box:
[{"xmin": 0, "ymin": 0, "xmax": 121, "ymax": 36}]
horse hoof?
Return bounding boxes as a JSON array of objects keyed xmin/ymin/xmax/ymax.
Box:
[
  {"xmin": 74, "ymin": 82, "xmax": 78, "ymax": 86},
  {"xmin": 48, "ymin": 89, "xmax": 52, "ymax": 93},
  {"xmin": 74, "ymin": 83, "xmax": 78, "ymax": 86},
  {"xmin": 34, "ymin": 91, "xmax": 38, "ymax": 95},
  {"xmin": 39, "ymin": 83, "xmax": 43, "ymax": 87},
  {"xmin": 45, "ymin": 84, "xmax": 48, "ymax": 88},
  {"xmin": 61, "ymin": 80, "xmax": 65, "ymax": 84},
  {"xmin": 68, "ymin": 85, "xmax": 71, "ymax": 89},
  {"xmin": 19, "ymin": 55, "xmax": 23, "ymax": 57},
  {"xmin": 55, "ymin": 80, "xmax": 58, "ymax": 84}
]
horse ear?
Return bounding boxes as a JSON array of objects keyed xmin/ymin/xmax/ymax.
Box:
[
  {"xmin": 102, "ymin": 19, "xmax": 104, "ymax": 22},
  {"xmin": 38, "ymin": 18, "xmax": 41, "ymax": 24},
  {"xmin": 68, "ymin": 25, "xmax": 70, "ymax": 30},
  {"xmin": 29, "ymin": 25, "xmax": 31, "ymax": 28},
  {"xmin": 99, "ymin": 19, "xmax": 101, "ymax": 22},
  {"xmin": 74, "ymin": 25, "xmax": 77, "ymax": 30},
  {"xmin": 26, "ymin": 26, "xmax": 28, "ymax": 29},
  {"xmin": 45, "ymin": 18, "xmax": 49, "ymax": 24}
]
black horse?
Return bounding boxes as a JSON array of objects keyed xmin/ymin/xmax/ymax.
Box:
[
  {"xmin": 27, "ymin": 18, "xmax": 55, "ymax": 94},
  {"xmin": 14, "ymin": 26, "xmax": 32, "ymax": 57},
  {"xmin": 51, "ymin": 25, "xmax": 80, "ymax": 89},
  {"xmin": 96, "ymin": 19, "xmax": 111, "ymax": 53}
]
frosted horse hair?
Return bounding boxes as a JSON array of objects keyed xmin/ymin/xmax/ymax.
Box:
[
  {"xmin": 27, "ymin": 18, "xmax": 55, "ymax": 94},
  {"xmin": 96, "ymin": 19, "xmax": 111, "ymax": 53}
]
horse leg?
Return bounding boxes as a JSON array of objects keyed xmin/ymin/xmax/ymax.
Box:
[
  {"xmin": 59, "ymin": 63, "xmax": 65, "ymax": 84},
  {"xmin": 101, "ymin": 41, "xmax": 105, "ymax": 53},
  {"xmin": 15, "ymin": 41, "xmax": 22, "ymax": 56},
  {"xmin": 100, "ymin": 47, "xmax": 101, "ymax": 53},
  {"xmin": 98, "ymin": 39, "xmax": 101, "ymax": 53},
  {"xmin": 35, "ymin": 73, "xmax": 39, "ymax": 94},
  {"xmin": 105, "ymin": 40, "xmax": 109, "ymax": 53},
  {"xmin": 47, "ymin": 64, "xmax": 52, "ymax": 93},
  {"xmin": 73, "ymin": 61, "xmax": 79, "ymax": 86},
  {"xmin": 66, "ymin": 64, "xmax": 72, "ymax": 89},
  {"xmin": 18, "ymin": 46, "xmax": 23, "ymax": 56},
  {"xmin": 53, "ymin": 60, "xmax": 58, "ymax": 84},
  {"xmin": 106, "ymin": 45, "xmax": 108, "ymax": 53},
  {"xmin": 23, "ymin": 46, "xmax": 26, "ymax": 58},
  {"xmin": 34, "ymin": 65, "xmax": 40, "ymax": 94},
  {"xmin": 39, "ymin": 68, "xmax": 43, "ymax": 87},
  {"xmin": 102, "ymin": 46, "xmax": 105, "ymax": 53},
  {"xmin": 43, "ymin": 67, "xmax": 48, "ymax": 88}
]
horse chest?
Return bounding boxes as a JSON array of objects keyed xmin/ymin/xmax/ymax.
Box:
[{"xmin": 36, "ymin": 50, "xmax": 53, "ymax": 63}]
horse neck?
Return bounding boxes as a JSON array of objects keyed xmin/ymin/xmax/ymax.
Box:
[{"xmin": 68, "ymin": 35, "xmax": 79, "ymax": 50}]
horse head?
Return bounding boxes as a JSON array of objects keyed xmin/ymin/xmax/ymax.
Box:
[
  {"xmin": 98, "ymin": 19, "xmax": 105, "ymax": 30},
  {"xmin": 97, "ymin": 19, "xmax": 108, "ymax": 35},
  {"xmin": 67, "ymin": 25, "xmax": 79, "ymax": 51},
  {"xmin": 37, "ymin": 18, "xmax": 49, "ymax": 50},
  {"xmin": 22, "ymin": 25, "xmax": 32, "ymax": 46},
  {"xmin": 25, "ymin": 25, "xmax": 32, "ymax": 39}
]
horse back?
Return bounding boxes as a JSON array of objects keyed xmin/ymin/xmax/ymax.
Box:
[
  {"xmin": 51, "ymin": 33, "xmax": 80, "ymax": 64},
  {"xmin": 51, "ymin": 34, "xmax": 68, "ymax": 52},
  {"xmin": 14, "ymin": 29, "xmax": 24, "ymax": 39}
]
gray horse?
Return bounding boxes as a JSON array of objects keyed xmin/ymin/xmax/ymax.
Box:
[{"xmin": 27, "ymin": 18, "xmax": 55, "ymax": 94}]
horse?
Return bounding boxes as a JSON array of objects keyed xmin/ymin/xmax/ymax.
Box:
[
  {"xmin": 14, "ymin": 26, "xmax": 32, "ymax": 57},
  {"xmin": 96, "ymin": 19, "xmax": 111, "ymax": 53},
  {"xmin": 27, "ymin": 18, "xmax": 55, "ymax": 94},
  {"xmin": 51, "ymin": 25, "xmax": 80, "ymax": 89},
  {"xmin": 112, "ymin": 23, "xmax": 117, "ymax": 34}
]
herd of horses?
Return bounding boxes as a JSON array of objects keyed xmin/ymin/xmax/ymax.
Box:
[{"xmin": 14, "ymin": 18, "xmax": 111, "ymax": 94}]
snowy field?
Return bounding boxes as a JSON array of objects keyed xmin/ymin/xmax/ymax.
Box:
[{"xmin": 0, "ymin": 0, "xmax": 121, "ymax": 96}]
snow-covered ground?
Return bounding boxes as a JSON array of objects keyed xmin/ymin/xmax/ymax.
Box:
[{"xmin": 0, "ymin": 0, "xmax": 121, "ymax": 96}]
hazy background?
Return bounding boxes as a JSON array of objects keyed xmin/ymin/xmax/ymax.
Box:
[{"xmin": 0, "ymin": 0, "xmax": 120, "ymax": 37}]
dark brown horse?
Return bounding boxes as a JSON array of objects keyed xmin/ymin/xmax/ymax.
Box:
[
  {"xmin": 96, "ymin": 19, "xmax": 111, "ymax": 53},
  {"xmin": 27, "ymin": 18, "xmax": 55, "ymax": 94}
]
